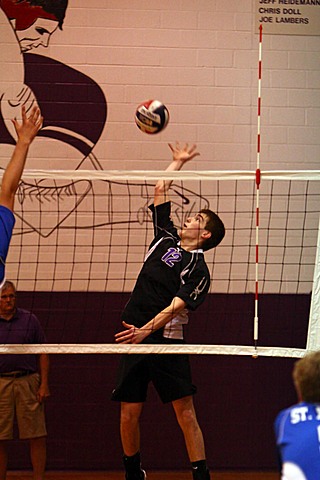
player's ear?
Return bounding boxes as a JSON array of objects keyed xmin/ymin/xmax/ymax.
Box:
[{"xmin": 201, "ymin": 230, "xmax": 211, "ymax": 241}]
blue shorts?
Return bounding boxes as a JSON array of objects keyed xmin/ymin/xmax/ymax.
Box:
[{"xmin": 0, "ymin": 206, "xmax": 15, "ymax": 288}]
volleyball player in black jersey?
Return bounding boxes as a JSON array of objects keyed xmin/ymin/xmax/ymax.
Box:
[{"xmin": 112, "ymin": 142, "xmax": 225, "ymax": 480}]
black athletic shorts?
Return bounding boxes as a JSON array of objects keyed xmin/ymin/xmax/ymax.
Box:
[{"xmin": 111, "ymin": 351, "xmax": 197, "ymax": 404}]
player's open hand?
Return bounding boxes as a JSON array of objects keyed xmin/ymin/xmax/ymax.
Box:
[
  {"xmin": 168, "ymin": 142, "xmax": 200, "ymax": 166},
  {"xmin": 115, "ymin": 321, "xmax": 148, "ymax": 344},
  {"xmin": 11, "ymin": 105, "xmax": 43, "ymax": 145}
]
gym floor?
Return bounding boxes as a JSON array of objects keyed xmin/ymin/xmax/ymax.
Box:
[{"xmin": 7, "ymin": 471, "xmax": 279, "ymax": 479}]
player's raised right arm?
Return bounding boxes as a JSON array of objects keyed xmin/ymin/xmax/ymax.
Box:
[
  {"xmin": 154, "ymin": 142, "xmax": 199, "ymax": 206},
  {"xmin": 0, "ymin": 106, "xmax": 43, "ymax": 211}
]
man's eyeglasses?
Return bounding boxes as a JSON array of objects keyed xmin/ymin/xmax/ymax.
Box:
[{"xmin": 0, "ymin": 294, "xmax": 16, "ymax": 300}]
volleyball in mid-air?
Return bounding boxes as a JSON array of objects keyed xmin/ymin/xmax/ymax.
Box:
[{"xmin": 135, "ymin": 100, "xmax": 169, "ymax": 134}]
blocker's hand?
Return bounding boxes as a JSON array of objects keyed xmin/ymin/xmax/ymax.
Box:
[
  {"xmin": 12, "ymin": 105, "xmax": 43, "ymax": 144},
  {"xmin": 115, "ymin": 321, "xmax": 148, "ymax": 344}
]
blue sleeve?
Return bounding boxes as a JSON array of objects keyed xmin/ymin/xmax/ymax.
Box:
[{"xmin": 0, "ymin": 206, "xmax": 15, "ymax": 287}]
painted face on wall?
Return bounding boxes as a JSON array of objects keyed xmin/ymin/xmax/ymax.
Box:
[{"xmin": 13, "ymin": 18, "xmax": 59, "ymax": 52}]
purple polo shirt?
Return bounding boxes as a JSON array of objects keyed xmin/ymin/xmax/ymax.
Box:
[{"xmin": 0, "ymin": 307, "xmax": 46, "ymax": 373}]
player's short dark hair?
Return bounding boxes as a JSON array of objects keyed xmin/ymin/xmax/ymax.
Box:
[
  {"xmin": 200, "ymin": 208, "xmax": 225, "ymax": 251},
  {"xmin": 293, "ymin": 351, "xmax": 320, "ymax": 402}
]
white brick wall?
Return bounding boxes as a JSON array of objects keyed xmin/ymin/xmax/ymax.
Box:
[
  {"xmin": 1, "ymin": 1, "xmax": 319, "ymax": 170},
  {"xmin": 0, "ymin": 1, "xmax": 319, "ymax": 293}
]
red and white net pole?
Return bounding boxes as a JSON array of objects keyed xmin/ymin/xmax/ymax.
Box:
[{"xmin": 254, "ymin": 25, "xmax": 263, "ymax": 355}]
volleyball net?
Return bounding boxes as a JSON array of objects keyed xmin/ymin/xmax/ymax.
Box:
[{"xmin": 1, "ymin": 168, "xmax": 320, "ymax": 358}]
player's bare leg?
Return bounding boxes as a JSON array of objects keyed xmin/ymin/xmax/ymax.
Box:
[
  {"xmin": 120, "ymin": 402, "xmax": 146, "ymax": 480},
  {"xmin": 172, "ymin": 395, "xmax": 210, "ymax": 480}
]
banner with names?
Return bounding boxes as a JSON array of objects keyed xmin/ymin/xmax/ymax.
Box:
[{"xmin": 255, "ymin": 0, "xmax": 320, "ymax": 35}]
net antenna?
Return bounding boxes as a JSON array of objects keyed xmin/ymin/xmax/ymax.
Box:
[{"xmin": 253, "ymin": 24, "xmax": 263, "ymax": 357}]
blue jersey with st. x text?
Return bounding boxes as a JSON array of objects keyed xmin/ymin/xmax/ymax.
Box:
[{"xmin": 275, "ymin": 401, "xmax": 320, "ymax": 480}]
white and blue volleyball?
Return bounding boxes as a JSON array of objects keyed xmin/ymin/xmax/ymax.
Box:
[{"xmin": 135, "ymin": 100, "xmax": 169, "ymax": 134}]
